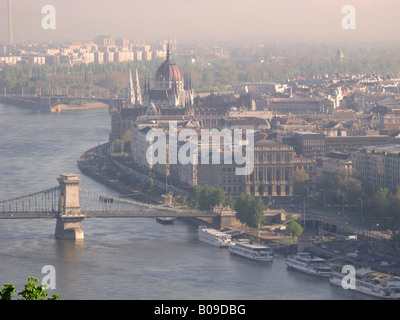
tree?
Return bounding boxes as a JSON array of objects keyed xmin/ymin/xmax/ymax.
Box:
[
  {"xmin": 344, "ymin": 177, "xmax": 366, "ymax": 205},
  {"xmin": 0, "ymin": 277, "xmax": 60, "ymax": 300},
  {"xmin": 389, "ymin": 187, "xmax": 400, "ymax": 222},
  {"xmin": 373, "ymin": 188, "xmax": 392, "ymax": 226},
  {"xmin": 234, "ymin": 193, "xmax": 264, "ymax": 228},
  {"xmin": 318, "ymin": 169, "xmax": 347, "ymax": 199},
  {"xmin": 0, "ymin": 283, "xmax": 15, "ymax": 300},
  {"xmin": 286, "ymin": 221, "xmax": 303, "ymax": 238},
  {"xmin": 292, "ymin": 169, "xmax": 310, "ymax": 196},
  {"xmin": 285, "ymin": 213, "xmax": 296, "ymax": 223},
  {"xmin": 188, "ymin": 185, "xmax": 234, "ymax": 211},
  {"xmin": 111, "ymin": 139, "xmax": 125, "ymax": 154}
]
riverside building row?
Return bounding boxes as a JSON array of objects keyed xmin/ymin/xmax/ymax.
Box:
[{"xmin": 129, "ymin": 119, "xmax": 316, "ymax": 198}]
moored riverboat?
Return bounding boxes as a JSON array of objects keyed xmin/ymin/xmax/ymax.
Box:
[
  {"xmin": 286, "ymin": 252, "xmax": 331, "ymax": 277},
  {"xmin": 198, "ymin": 226, "xmax": 231, "ymax": 247},
  {"xmin": 229, "ymin": 239, "xmax": 274, "ymax": 261}
]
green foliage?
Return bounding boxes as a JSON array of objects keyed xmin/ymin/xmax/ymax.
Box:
[
  {"xmin": 319, "ymin": 170, "xmax": 400, "ymax": 229},
  {"xmin": 292, "ymin": 169, "xmax": 310, "ymax": 196},
  {"xmin": 111, "ymin": 139, "xmax": 125, "ymax": 154},
  {"xmin": 187, "ymin": 185, "xmax": 234, "ymax": 211},
  {"xmin": 318, "ymin": 170, "xmax": 367, "ymax": 211},
  {"xmin": 0, "ymin": 277, "xmax": 60, "ymax": 300},
  {"xmin": 174, "ymin": 195, "xmax": 188, "ymax": 207},
  {"xmin": 345, "ymin": 177, "xmax": 367, "ymax": 205},
  {"xmin": 389, "ymin": 188, "xmax": 400, "ymax": 219},
  {"xmin": 234, "ymin": 193, "xmax": 265, "ymax": 228},
  {"xmin": 0, "ymin": 283, "xmax": 15, "ymax": 300},
  {"xmin": 285, "ymin": 213, "xmax": 296, "ymax": 223},
  {"xmin": 318, "ymin": 169, "xmax": 348, "ymax": 200},
  {"xmin": 286, "ymin": 221, "xmax": 303, "ymax": 238},
  {"xmin": 368, "ymin": 188, "xmax": 392, "ymax": 225}
]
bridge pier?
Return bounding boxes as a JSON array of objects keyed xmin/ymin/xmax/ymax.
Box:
[
  {"xmin": 55, "ymin": 217, "xmax": 84, "ymax": 240},
  {"xmin": 55, "ymin": 174, "xmax": 84, "ymax": 240}
]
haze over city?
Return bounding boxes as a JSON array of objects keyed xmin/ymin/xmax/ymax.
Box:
[
  {"xmin": 1, "ymin": 0, "xmax": 399, "ymax": 44},
  {"xmin": 2, "ymin": 0, "xmax": 400, "ymax": 305}
]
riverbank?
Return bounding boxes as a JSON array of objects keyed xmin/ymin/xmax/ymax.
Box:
[
  {"xmin": 77, "ymin": 143, "xmax": 400, "ymax": 270},
  {"xmin": 77, "ymin": 143, "xmax": 163, "ymax": 205},
  {"xmin": 52, "ymin": 102, "xmax": 109, "ymax": 113},
  {"xmin": 77, "ymin": 143, "xmax": 298, "ymax": 247}
]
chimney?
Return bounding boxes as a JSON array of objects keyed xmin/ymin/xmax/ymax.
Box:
[{"xmin": 8, "ymin": 0, "xmax": 13, "ymax": 44}]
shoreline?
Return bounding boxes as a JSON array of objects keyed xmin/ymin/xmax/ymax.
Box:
[
  {"xmin": 51, "ymin": 102, "xmax": 109, "ymax": 113},
  {"xmin": 77, "ymin": 143, "xmax": 161, "ymax": 205},
  {"xmin": 76, "ymin": 144, "xmax": 400, "ymax": 272},
  {"xmin": 76, "ymin": 143, "xmax": 296, "ymax": 250}
]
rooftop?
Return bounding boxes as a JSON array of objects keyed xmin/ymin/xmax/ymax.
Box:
[{"xmin": 362, "ymin": 144, "xmax": 400, "ymax": 155}]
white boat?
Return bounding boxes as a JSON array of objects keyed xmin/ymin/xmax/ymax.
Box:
[
  {"xmin": 229, "ymin": 239, "xmax": 274, "ymax": 262},
  {"xmin": 197, "ymin": 226, "xmax": 231, "ymax": 247},
  {"xmin": 329, "ymin": 265, "xmax": 400, "ymax": 299},
  {"xmin": 286, "ymin": 252, "xmax": 332, "ymax": 277},
  {"xmin": 156, "ymin": 217, "xmax": 175, "ymax": 225}
]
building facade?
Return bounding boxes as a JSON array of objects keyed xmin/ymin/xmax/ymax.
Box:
[
  {"xmin": 142, "ymin": 44, "xmax": 194, "ymax": 114},
  {"xmin": 352, "ymin": 144, "xmax": 400, "ymax": 192},
  {"xmin": 197, "ymin": 140, "xmax": 316, "ymax": 198}
]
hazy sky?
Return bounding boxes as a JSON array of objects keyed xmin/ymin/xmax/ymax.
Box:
[{"xmin": 1, "ymin": 0, "xmax": 399, "ymax": 44}]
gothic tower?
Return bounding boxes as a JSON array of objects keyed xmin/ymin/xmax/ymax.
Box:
[{"xmin": 127, "ymin": 67, "xmax": 143, "ymax": 107}]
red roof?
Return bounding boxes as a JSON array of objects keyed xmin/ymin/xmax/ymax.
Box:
[{"xmin": 155, "ymin": 57, "xmax": 182, "ymax": 82}]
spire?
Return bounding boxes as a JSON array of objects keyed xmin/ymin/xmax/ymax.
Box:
[
  {"xmin": 143, "ymin": 75, "xmax": 150, "ymax": 106},
  {"xmin": 134, "ymin": 67, "xmax": 142, "ymax": 106},
  {"xmin": 129, "ymin": 69, "xmax": 134, "ymax": 89},
  {"xmin": 143, "ymin": 77, "xmax": 147, "ymax": 95},
  {"xmin": 166, "ymin": 40, "xmax": 170, "ymax": 61},
  {"xmin": 127, "ymin": 68, "xmax": 135, "ymax": 105}
]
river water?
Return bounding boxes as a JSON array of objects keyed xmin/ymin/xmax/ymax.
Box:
[{"xmin": 0, "ymin": 103, "xmax": 367, "ymax": 300}]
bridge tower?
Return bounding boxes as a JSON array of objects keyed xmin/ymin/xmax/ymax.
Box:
[{"xmin": 55, "ymin": 174, "xmax": 85, "ymax": 240}]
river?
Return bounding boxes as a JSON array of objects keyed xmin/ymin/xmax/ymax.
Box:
[{"xmin": 0, "ymin": 103, "xmax": 368, "ymax": 300}]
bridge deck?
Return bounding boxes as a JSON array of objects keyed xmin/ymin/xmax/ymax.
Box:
[{"xmin": 0, "ymin": 210, "xmax": 216, "ymax": 219}]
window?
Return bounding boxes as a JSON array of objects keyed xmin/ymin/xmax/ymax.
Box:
[
  {"xmin": 258, "ymin": 169, "xmax": 263, "ymax": 181},
  {"xmin": 267, "ymin": 168, "xmax": 272, "ymax": 182},
  {"xmin": 276, "ymin": 168, "xmax": 281, "ymax": 181}
]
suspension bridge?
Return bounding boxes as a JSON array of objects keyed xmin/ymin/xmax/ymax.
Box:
[
  {"xmin": 0, "ymin": 173, "xmax": 217, "ymax": 240},
  {"xmin": 0, "ymin": 94, "xmax": 123, "ymax": 112}
]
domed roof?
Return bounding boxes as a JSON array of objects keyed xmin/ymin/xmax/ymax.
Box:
[{"xmin": 155, "ymin": 47, "xmax": 182, "ymax": 82}]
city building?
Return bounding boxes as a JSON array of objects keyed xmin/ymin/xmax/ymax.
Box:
[
  {"xmin": 245, "ymin": 140, "xmax": 296, "ymax": 197},
  {"xmin": 142, "ymin": 44, "xmax": 194, "ymax": 114},
  {"xmin": 238, "ymin": 82, "xmax": 288, "ymax": 97},
  {"xmin": 352, "ymin": 144, "xmax": 400, "ymax": 193},
  {"xmin": 380, "ymin": 109, "xmax": 400, "ymax": 130},
  {"xmin": 192, "ymin": 94, "xmax": 230, "ymax": 129},
  {"xmin": 278, "ymin": 131, "xmax": 325, "ymax": 158},
  {"xmin": 266, "ymin": 97, "xmax": 331, "ymax": 114},
  {"xmin": 198, "ymin": 139, "xmax": 316, "ymax": 198},
  {"xmin": 130, "ymin": 116, "xmax": 201, "ymax": 187},
  {"xmin": 316, "ymin": 152, "xmax": 353, "ymax": 180},
  {"xmin": 325, "ymin": 135, "xmax": 392, "ymax": 154}
]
